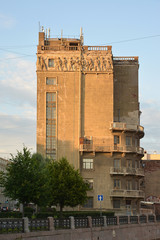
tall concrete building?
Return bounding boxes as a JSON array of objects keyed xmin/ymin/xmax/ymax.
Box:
[{"xmin": 37, "ymin": 28, "xmax": 145, "ymax": 215}]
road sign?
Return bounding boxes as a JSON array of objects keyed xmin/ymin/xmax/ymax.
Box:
[{"xmin": 98, "ymin": 195, "xmax": 103, "ymax": 201}]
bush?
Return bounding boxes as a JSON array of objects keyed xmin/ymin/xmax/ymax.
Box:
[
  {"xmin": 35, "ymin": 211, "xmax": 114, "ymax": 219},
  {"xmin": 0, "ymin": 210, "xmax": 114, "ymax": 219},
  {"xmin": 39, "ymin": 207, "xmax": 56, "ymax": 213},
  {"xmin": 24, "ymin": 212, "xmax": 33, "ymax": 218},
  {"xmin": 0, "ymin": 211, "xmax": 22, "ymax": 218},
  {"xmin": 56, "ymin": 211, "xmax": 114, "ymax": 218},
  {"xmin": 24, "ymin": 206, "xmax": 34, "ymax": 213},
  {"xmin": 35, "ymin": 212, "xmax": 56, "ymax": 219}
]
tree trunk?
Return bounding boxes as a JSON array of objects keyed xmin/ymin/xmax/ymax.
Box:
[{"xmin": 60, "ymin": 204, "xmax": 63, "ymax": 218}]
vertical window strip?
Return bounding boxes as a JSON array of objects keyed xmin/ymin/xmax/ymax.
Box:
[{"xmin": 46, "ymin": 93, "xmax": 56, "ymax": 160}]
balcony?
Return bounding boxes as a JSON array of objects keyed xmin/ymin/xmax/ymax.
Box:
[
  {"xmin": 79, "ymin": 143, "xmax": 144, "ymax": 155},
  {"xmin": 110, "ymin": 189, "xmax": 145, "ymax": 198},
  {"xmin": 40, "ymin": 45, "xmax": 81, "ymax": 51},
  {"xmin": 40, "ymin": 45, "xmax": 110, "ymax": 52},
  {"xmin": 110, "ymin": 167, "xmax": 144, "ymax": 177},
  {"xmin": 110, "ymin": 122, "xmax": 144, "ymax": 138},
  {"xmin": 85, "ymin": 46, "xmax": 108, "ymax": 51},
  {"xmin": 113, "ymin": 56, "xmax": 138, "ymax": 62}
]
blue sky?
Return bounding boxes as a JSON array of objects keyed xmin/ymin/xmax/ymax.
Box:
[{"xmin": 0, "ymin": 0, "xmax": 160, "ymax": 158}]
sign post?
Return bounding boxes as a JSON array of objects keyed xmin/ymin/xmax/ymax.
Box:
[{"xmin": 98, "ymin": 195, "xmax": 103, "ymax": 217}]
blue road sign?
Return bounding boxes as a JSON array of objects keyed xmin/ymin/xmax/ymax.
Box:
[{"xmin": 98, "ymin": 195, "xmax": 103, "ymax": 201}]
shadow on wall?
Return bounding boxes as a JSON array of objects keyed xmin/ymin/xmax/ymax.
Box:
[{"xmin": 37, "ymin": 139, "xmax": 79, "ymax": 169}]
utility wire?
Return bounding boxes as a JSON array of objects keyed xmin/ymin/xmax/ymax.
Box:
[
  {"xmin": 0, "ymin": 47, "xmax": 35, "ymax": 61},
  {"xmin": 0, "ymin": 47, "xmax": 34, "ymax": 56},
  {"xmin": 0, "ymin": 55, "xmax": 35, "ymax": 61},
  {"xmin": 0, "ymin": 45, "xmax": 36, "ymax": 49},
  {"xmin": 101, "ymin": 34, "xmax": 160, "ymax": 45},
  {"xmin": 0, "ymin": 34, "xmax": 160, "ymax": 60}
]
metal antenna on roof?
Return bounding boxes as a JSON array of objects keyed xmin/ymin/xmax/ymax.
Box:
[
  {"xmin": 45, "ymin": 29, "xmax": 47, "ymax": 39},
  {"xmin": 61, "ymin": 29, "xmax": 63, "ymax": 45},
  {"xmin": 80, "ymin": 27, "xmax": 82, "ymax": 37},
  {"xmin": 80, "ymin": 27, "xmax": 84, "ymax": 45},
  {"xmin": 48, "ymin": 28, "xmax": 50, "ymax": 38}
]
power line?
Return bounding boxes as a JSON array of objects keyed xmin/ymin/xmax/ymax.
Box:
[
  {"xmin": 0, "ymin": 45, "xmax": 36, "ymax": 49},
  {"xmin": 0, "ymin": 34, "xmax": 160, "ymax": 50},
  {"xmin": 0, "ymin": 47, "xmax": 35, "ymax": 61},
  {"xmin": 103, "ymin": 34, "xmax": 160, "ymax": 45},
  {"xmin": 0, "ymin": 47, "xmax": 34, "ymax": 57},
  {"xmin": 0, "ymin": 55, "xmax": 35, "ymax": 61},
  {"xmin": 0, "ymin": 33, "xmax": 159, "ymax": 61}
]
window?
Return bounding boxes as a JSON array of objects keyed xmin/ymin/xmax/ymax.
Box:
[
  {"xmin": 113, "ymin": 199, "xmax": 120, "ymax": 209},
  {"xmin": 86, "ymin": 179, "xmax": 93, "ymax": 189},
  {"xmin": 126, "ymin": 200, "xmax": 131, "ymax": 205},
  {"xmin": 126, "ymin": 136, "xmax": 132, "ymax": 146},
  {"xmin": 114, "ymin": 179, "xmax": 120, "ymax": 189},
  {"xmin": 48, "ymin": 59, "xmax": 54, "ymax": 67},
  {"xmin": 135, "ymin": 138, "xmax": 139, "ymax": 147},
  {"xmin": 114, "ymin": 159, "xmax": 120, "ymax": 170},
  {"xmin": 46, "ymin": 152, "xmax": 56, "ymax": 159},
  {"xmin": 135, "ymin": 160, "xmax": 138, "ymax": 169},
  {"xmin": 46, "ymin": 77, "xmax": 57, "ymax": 85},
  {"xmin": 46, "ymin": 124, "xmax": 56, "ymax": 136},
  {"xmin": 114, "ymin": 135, "xmax": 120, "ymax": 144},
  {"xmin": 46, "ymin": 92, "xmax": 56, "ymax": 160},
  {"xmin": 46, "ymin": 107, "xmax": 56, "ymax": 119},
  {"xmin": 127, "ymin": 159, "xmax": 132, "ymax": 169},
  {"xmin": 46, "ymin": 92, "xmax": 56, "ymax": 101},
  {"xmin": 83, "ymin": 159, "xmax": 93, "ymax": 169},
  {"xmin": 83, "ymin": 197, "xmax": 93, "ymax": 208},
  {"xmin": 126, "ymin": 180, "xmax": 132, "ymax": 190},
  {"xmin": 135, "ymin": 181, "xmax": 139, "ymax": 190}
]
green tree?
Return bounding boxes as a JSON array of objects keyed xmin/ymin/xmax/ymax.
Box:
[
  {"xmin": 47, "ymin": 157, "xmax": 90, "ymax": 215},
  {"xmin": 0, "ymin": 147, "xmax": 49, "ymax": 215}
]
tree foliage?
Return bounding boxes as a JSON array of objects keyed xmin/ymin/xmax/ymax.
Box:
[
  {"xmin": 0, "ymin": 147, "xmax": 49, "ymax": 207},
  {"xmin": 47, "ymin": 157, "xmax": 90, "ymax": 212},
  {"xmin": 0, "ymin": 149, "xmax": 89, "ymax": 214}
]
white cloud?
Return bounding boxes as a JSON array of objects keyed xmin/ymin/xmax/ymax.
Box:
[
  {"xmin": 0, "ymin": 113, "xmax": 36, "ymax": 159},
  {"xmin": 0, "ymin": 55, "xmax": 36, "ymax": 159},
  {"xmin": 0, "ymin": 14, "xmax": 16, "ymax": 29},
  {"xmin": 0, "ymin": 54, "xmax": 36, "ymax": 110},
  {"xmin": 141, "ymin": 100, "xmax": 160, "ymax": 153}
]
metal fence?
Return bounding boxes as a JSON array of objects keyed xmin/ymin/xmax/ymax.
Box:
[
  {"xmin": 130, "ymin": 216, "xmax": 138, "ymax": 224},
  {"xmin": 92, "ymin": 217, "xmax": 104, "ymax": 227},
  {"xmin": 54, "ymin": 218, "xmax": 70, "ymax": 229},
  {"xmin": 0, "ymin": 218, "xmax": 23, "ymax": 234},
  {"xmin": 119, "ymin": 216, "xmax": 128, "ymax": 225},
  {"xmin": 156, "ymin": 215, "xmax": 160, "ymax": 222},
  {"xmin": 29, "ymin": 219, "xmax": 49, "ymax": 232},
  {"xmin": 75, "ymin": 217, "xmax": 89, "ymax": 228},
  {"xmin": 106, "ymin": 216, "xmax": 117, "ymax": 225},
  {"xmin": 148, "ymin": 215, "xmax": 155, "ymax": 223},
  {"xmin": 140, "ymin": 215, "xmax": 147, "ymax": 223},
  {"xmin": 0, "ymin": 215, "xmax": 159, "ymax": 234}
]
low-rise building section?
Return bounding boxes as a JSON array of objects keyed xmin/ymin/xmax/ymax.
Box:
[
  {"xmin": 142, "ymin": 154, "xmax": 160, "ymax": 206},
  {"xmin": 0, "ymin": 157, "xmax": 16, "ymax": 210}
]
